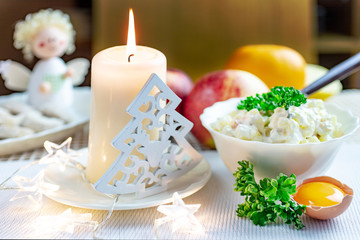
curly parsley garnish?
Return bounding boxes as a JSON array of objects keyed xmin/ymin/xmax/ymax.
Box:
[
  {"xmin": 237, "ymin": 86, "xmax": 307, "ymax": 115},
  {"xmin": 234, "ymin": 160, "xmax": 306, "ymax": 230}
]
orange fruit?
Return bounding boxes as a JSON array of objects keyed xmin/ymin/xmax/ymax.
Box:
[{"xmin": 225, "ymin": 44, "xmax": 306, "ymax": 90}]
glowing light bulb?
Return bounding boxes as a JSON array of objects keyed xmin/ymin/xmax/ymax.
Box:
[
  {"xmin": 154, "ymin": 192, "xmax": 203, "ymax": 236},
  {"xmin": 35, "ymin": 209, "xmax": 98, "ymax": 235},
  {"xmin": 10, "ymin": 170, "xmax": 59, "ymax": 210},
  {"xmin": 40, "ymin": 137, "xmax": 82, "ymax": 171}
]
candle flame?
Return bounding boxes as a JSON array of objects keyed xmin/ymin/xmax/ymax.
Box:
[{"xmin": 127, "ymin": 8, "xmax": 136, "ymax": 62}]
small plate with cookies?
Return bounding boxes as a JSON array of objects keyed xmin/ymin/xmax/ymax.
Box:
[{"xmin": 0, "ymin": 87, "xmax": 90, "ymax": 156}]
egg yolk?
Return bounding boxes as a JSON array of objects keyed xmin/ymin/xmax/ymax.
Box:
[{"xmin": 293, "ymin": 182, "xmax": 345, "ymax": 207}]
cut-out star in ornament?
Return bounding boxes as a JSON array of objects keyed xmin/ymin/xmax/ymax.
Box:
[
  {"xmin": 10, "ymin": 170, "xmax": 59, "ymax": 210},
  {"xmin": 35, "ymin": 208, "xmax": 98, "ymax": 235},
  {"xmin": 39, "ymin": 137, "xmax": 82, "ymax": 171},
  {"xmin": 154, "ymin": 192, "xmax": 203, "ymax": 236}
]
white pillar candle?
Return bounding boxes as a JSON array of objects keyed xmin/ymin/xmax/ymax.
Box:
[
  {"xmin": 86, "ymin": 9, "xmax": 167, "ymax": 184},
  {"xmin": 86, "ymin": 46, "xmax": 166, "ymax": 184}
]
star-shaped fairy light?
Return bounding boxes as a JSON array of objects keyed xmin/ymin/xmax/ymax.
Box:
[
  {"xmin": 34, "ymin": 208, "xmax": 98, "ymax": 235},
  {"xmin": 154, "ymin": 192, "xmax": 203, "ymax": 236},
  {"xmin": 39, "ymin": 137, "xmax": 83, "ymax": 171},
  {"xmin": 10, "ymin": 170, "xmax": 59, "ymax": 210}
]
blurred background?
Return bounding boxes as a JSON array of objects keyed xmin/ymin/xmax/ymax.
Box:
[{"xmin": 0, "ymin": 0, "xmax": 359, "ymax": 95}]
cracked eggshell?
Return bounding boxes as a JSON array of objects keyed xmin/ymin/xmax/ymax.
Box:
[{"xmin": 296, "ymin": 176, "xmax": 353, "ymax": 220}]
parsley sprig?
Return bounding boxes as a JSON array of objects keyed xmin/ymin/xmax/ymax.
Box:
[
  {"xmin": 237, "ymin": 86, "xmax": 307, "ymax": 115},
  {"xmin": 234, "ymin": 160, "xmax": 306, "ymax": 230}
]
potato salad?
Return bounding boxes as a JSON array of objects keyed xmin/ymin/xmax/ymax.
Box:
[{"xmin": 211, "ymin": 99, "xmax": 342, "ymax": 144}]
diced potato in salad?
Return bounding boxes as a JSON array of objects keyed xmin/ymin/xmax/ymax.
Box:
[{"xmin": 211, "ymin": 99, "xmax": 342, "ymax": 144}]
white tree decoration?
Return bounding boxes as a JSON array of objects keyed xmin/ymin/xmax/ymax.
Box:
[{"xmin": 94, "ymin": 74, "xmax": 202, "ymax": 198}]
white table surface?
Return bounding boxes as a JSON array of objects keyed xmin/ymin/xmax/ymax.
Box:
[{"xmin": 1, "ymin": 91, "xmax": 360, "ymax": 239}]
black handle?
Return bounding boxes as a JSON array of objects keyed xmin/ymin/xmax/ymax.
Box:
[{"xmin": 301, "ymin": 52, "xmax": 360, "ymax": 95}]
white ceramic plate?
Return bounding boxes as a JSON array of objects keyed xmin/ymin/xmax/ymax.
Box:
[
  {"xmin": 43, "ymin": 148, "xmax": 211, "ymax": 210},
  {"xmin": 0, "ymin": 87, "xmax": 90, "ymax": 156}
]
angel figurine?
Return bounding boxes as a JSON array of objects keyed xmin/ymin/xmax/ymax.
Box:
[{"xmin": 0, "ymin": 9, "xmax": 89, "ymax": 108}]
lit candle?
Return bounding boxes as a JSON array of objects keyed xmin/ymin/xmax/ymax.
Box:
[{"xmin": 86, "ymin": 9, "xmax": 167, "ymax": 183}]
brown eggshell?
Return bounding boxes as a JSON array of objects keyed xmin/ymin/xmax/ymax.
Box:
[{"xmin": 295, "ymin": 176, "xmax": 353, "ymax": 220}]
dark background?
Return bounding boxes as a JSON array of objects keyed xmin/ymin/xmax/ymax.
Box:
[{"xmin": 0, "ymin": 0, "xmax": 359, "ymax": 95}]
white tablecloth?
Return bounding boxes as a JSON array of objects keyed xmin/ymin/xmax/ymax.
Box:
[
  {"xmin": 0, "ymin": 131, "xmax": 359, "ymax": 239},
  {"xmin": 1, "ymin": 91, "xmax": 360, "ymax": 239}
]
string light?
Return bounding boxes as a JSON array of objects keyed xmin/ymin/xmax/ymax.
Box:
[
  {"xmin": 0, "ymin": 139, "xmax": 120, "ymax": 237},
  {"xmin": 40, "ymin": 137, "xmax": 83, "ymax": 171},
  {"xmin": 154, "ymin": 192, "xmax": 203, "ymax": 236},
  {"xmin": 9, "ymin": 170, "xmax": 59, "ymax": 210},
  {"xmin": 1, "ymin": 138, "xmax": 204, "ymax": 238},
  {"xmin": 34, "ymin": 208, "xmax": 98, "ymax": 235},
  {"xmin": 0, "ymin": 139, "xmax": 80, "ymax": 191}
]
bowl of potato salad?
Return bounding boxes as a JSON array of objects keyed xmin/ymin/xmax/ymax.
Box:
[{"xmin": 200, "ymin": 87, "xmax": 359, "ymax": 180}]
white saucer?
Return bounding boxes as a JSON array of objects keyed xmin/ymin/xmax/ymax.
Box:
[{"xmin": 43, "ymin": 148, "xmax": 211, "ymax": 210}]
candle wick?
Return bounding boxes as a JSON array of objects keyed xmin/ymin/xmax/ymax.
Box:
[{"xmin": 128, "ymin": 54, "xmax": 134, "ymax": 63}]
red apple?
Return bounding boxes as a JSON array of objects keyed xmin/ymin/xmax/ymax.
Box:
[
  {"xmin": 167, "ymin": 68, "xmax": 194, "ymax": 113},
  {"xmin": 183, "ymin": 70, "xmax": 269, "ymax": 148}
]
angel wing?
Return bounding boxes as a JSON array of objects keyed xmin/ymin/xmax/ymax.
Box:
[
  {"xmin": 66, "ymin": 58, "xmax": 90, "ymax": 86},
  {"xmin": 0, "ymin": 60, "xmax": 31, "ymax": 91}
]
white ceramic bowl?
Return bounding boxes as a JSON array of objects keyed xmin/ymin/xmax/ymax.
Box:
[{"xmin": 200, "ymin": 98, "xmax": 359, "ymax": 181}]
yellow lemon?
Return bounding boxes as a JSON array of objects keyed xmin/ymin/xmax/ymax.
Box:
[
  {"xmin": 225, "ymin": 44, "xmax": 306, "ymax": 90},
  {"xmin": 305, "ymin": 64, "xmax": 342, "ymax": 100}
]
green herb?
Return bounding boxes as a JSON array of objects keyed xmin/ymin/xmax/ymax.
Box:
[
  {"xmin": 233, "ymin": 160, "xmax": 306, "ymax": 230},
  {"xmin": 237, "ymin": 86, "xmax": 307, "ymax": 115}
]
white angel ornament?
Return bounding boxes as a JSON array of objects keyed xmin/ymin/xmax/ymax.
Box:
[{"xmin": 0, "ymin": 9, "xmax": 89, "ymax": 108}]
